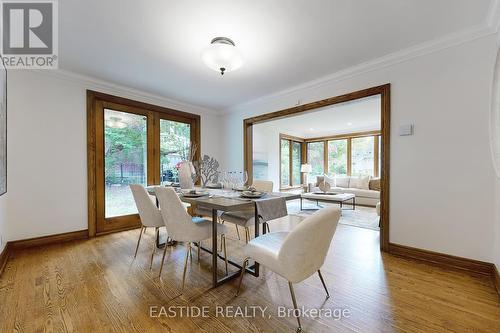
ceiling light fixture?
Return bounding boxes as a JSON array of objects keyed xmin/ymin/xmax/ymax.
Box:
[{"xmin": 201, "ymin": 37, "xmax": 243, "ymax": 75}]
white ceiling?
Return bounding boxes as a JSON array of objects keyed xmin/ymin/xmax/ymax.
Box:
[
  {"xmin": 254, "ymin": 95, "xmax": 381, "ymax": 138},
  {"xmin": 60, "ymin": 0, "xmax": 493, "ymax": 110}
]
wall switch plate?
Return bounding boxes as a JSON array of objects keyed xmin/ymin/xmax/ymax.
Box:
[{"xmin": 399, "ymin": 124, "xmax": 414, "ymax": 136}]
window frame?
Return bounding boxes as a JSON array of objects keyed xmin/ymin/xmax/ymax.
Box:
[{"xmin": 87, "ymin": 90, "xmax": 201, "ymax": 236}]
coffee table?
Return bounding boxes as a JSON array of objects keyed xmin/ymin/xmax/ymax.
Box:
[{"xmin": 300, "ymin": 192, "xmax": 356, "ymax": 211}]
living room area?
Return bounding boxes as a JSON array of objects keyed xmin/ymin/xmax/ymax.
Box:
[{"xmin": 252, "ymin": 94, "xmax": 383, "ymax": 232}]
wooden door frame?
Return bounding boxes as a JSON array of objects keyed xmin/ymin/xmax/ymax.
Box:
[
  {"xmin": 243, "ymin": 84, "xmax": 391, "ymax": 251},
  {"xmin": 87, "ymin": 90, "xmax": 201, "ymax": 237}
]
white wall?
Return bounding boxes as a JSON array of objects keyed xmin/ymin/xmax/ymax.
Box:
[
  {"xmin": 252, "ymin": 123, "xmax": 304, "ymax": 190},
  {"xmin": 222, "ymin": 34, "xmax": 498, "ymax": 262},
  {"xmin": 494, "ymin": 180, "xmax": 500, "ymax": 268},
  {"xmin": 0, "ymin": 196, "xmax": 6, "ymax": 252},
  {"xmin": 493, "ymin": 34, "xmax": 500, "ymax": 270},
  {"xmin": 4, "ymin": 70, "xmax": 222, "ymax": 241}
]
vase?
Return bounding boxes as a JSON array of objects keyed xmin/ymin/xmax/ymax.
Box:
[{"xmin": 179, "ymin": 161, "xmax": 195, "ymax": 189}]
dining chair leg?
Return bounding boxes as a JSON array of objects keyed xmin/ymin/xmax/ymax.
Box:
[
  {"xmin": 198, "ymin": 241, "xmax": 201, "ymax": 261},
  {"xmin": 244, "ymin": 227, "xmax": 249, "ymax": 244},
  {"xmin": 158, "ymin": 243, "xmax": 168, "ymax": 277},
  {"xmin": 288, "ymin": 282, "xmax": 303, "ymax": 332},
  {"xmin": 149, "ymin": 227, "xmax": 159, "ymax": 270},
  {"xmin": 235, "ymin": 225, "xmax": 241, "ymax": 240},
  {"xmin": 236, "ymin": 257, "xmax": 250, "ymax": 296},
  {"xmin": 182, "ymin": 242, "xmax": 190, "ymax": 291},
  {"xmin": 134, "ymin": 227, "xmax": 144, "ymax": 258},
  {"xmin": 317, "ymin": 270, "xmax": 330, "ymax": 298},
  {"xmin": 222, "ymin": 234, "xmax": 228, "ymax": 275}
]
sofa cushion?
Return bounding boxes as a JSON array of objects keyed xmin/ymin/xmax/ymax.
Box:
[
  {"xmin": 344, "ymin": 188, "xmax": 380, "ymax": 199},
  {"xmin": 335, "ymin": 177, "xmax": 350, "ymax": 188}
]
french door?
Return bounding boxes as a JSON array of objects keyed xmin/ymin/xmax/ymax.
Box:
[{"xmin": 88, "ymin": 91, "xmax": 200, "ymax": 236}]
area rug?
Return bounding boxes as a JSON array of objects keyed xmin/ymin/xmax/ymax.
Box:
[{"xmin": 286, "ymin": 200, "xmax": 380, "ymax": 231}]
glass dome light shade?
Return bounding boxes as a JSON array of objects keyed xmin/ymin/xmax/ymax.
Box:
[{"xmin": 201, "ymin": 38, "xmax": 243, "ymax": 75}]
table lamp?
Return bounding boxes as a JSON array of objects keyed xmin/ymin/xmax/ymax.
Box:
[{"xmin": 301, "ymin": 163, "xmax": 312, "ymax": 185}]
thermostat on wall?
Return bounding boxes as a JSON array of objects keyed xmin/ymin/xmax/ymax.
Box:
[{"xmin": 399, "ymin": 124, "xmax": 414, "ymax": 136}]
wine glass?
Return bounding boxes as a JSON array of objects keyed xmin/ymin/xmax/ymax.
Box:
[
  {"xmin": 222, "ymin": 171, "xmax": 229, "ymax": 193},
  {"xmin": 229, "ymin": 171, "xmax": 236, "ymax": 190}
]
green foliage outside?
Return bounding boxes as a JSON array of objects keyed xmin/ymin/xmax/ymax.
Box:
[
  {"xmin": 328, "ymin": 139, "xmax": 348, "ymax": 176},
  {"xmin": 280, "ymin": 139, "xmax": 290, "ymax": 186},
  {"xmin": 105, "ymin": 114, "xmax": 147, "ymax": 185},
  {"xmin": 307, "ymin": 142, "xmax": 324, "ymax": 176},
  {"xmin": 160, "ymin": 120, "xmax": 191, "ymax": 182}
]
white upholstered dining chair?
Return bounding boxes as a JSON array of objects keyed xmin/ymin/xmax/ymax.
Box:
[
  {"xmin": 236, "ymin": 206, "xmax": 341, "ymax": 332},
  {"xmin": 220, "ymin": 180, "xmax": 275, "ymax": 242},
  {"xmin": 154, "ymin": 187, "xmax": 229, "ymax": 290},
  {"xmin": 130, "ymin": 184, "xmax": 166, "ymax": 270}
]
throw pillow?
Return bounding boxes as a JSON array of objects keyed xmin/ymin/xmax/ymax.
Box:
[
  {"xmin": 358, "ymin": 175, "xmax": 371, "ymax": 190},
  {"xmin": 323, "ymin": 174, "xmax": 336, "ymax": 187},
  {"xmin": 318, "ymin": 180, "xmax": 331, "ymax": 193},
  {"xmin": 369, "ymin": 178, "xmax": 381, "ymax": 191}
]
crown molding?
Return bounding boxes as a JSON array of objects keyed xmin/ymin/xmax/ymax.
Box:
[
  {"xmin": 29, "ymin": 69, "xmax": 219, "ymax": 116},
  {"xmin": 223, "ymin": 3, "xmax": 500, "ymax": 115}
]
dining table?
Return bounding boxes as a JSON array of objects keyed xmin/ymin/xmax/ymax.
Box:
[{"xmin": 145, "ymin": 186, "xmax": 300, "ymax": 288}]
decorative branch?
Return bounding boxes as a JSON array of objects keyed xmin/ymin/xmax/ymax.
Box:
[
  {"xmin": 188, "ymin": 142, "xmax": 198, "ymax": 162},
  {"xmin": 193, "ymin": 154, "xmax": 220, "ymax": 187}
]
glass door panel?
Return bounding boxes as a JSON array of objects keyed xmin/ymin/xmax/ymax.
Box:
[
  {"xmin": 104, "ymin": 109, "xmax": 147, "ymax": 218},
  {"xmin": 159, "ymin": 119, "xmax": 191, "ymax": 184}
]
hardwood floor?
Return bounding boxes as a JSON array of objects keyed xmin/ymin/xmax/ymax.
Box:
[{"xmin": 0, "ymin": 220, "xmax": 499, "ymax": 332}]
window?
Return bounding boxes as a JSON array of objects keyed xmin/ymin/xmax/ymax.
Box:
[
  {"xmin": 280, "ymin": 139, "xmax": 290, "ymax": 187},
  {"xmin": 307, "ymin": 142, "xmax": 324, "ymax": 177},
  {"xmin": 292, "ymin": 141, "xmax": 302, "ymax": 185},
  {"xmin": 351, "ymin": 136, "xmax": 375, "ymax": 176},
  {"xmin": 104, "ymin": 109, "xmax": 147, "ymax": 218},
  {"xmin": 88, "ymin": 91, "xmax": 200, "ymax": 235},
  {"xmin": 160, "ymin": 119, "xmax": 191, "ymax": 184},
  {"xmin": 280, "ymin": 137, "xmax": 303, "ymax": 187},
  {"xmin": 328, "ymin": 139, "xmax": 348, "ymax": 176}
]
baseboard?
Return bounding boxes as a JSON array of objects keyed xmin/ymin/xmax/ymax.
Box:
[
  {"xmin": 9, "ymin": 229, "xmax": 89, "ymax": 250},
  {"xmin": 0, "ymin": 243, "xmax": 10, "ymax": 277},
  {"xmin": 388, "ymin": 243, "xmax": 494, "ymax": 276},
  {"xmin": 96, "ymin": 225, "xmax": 140, "ymax": 236},
  {"xmin": 494, "ymin": 265, "xmax": 500, "ymax": 298}
]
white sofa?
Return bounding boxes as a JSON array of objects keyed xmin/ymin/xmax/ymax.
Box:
[{"xmin": 308, "ymin": 175, "xmax": 380, "ymax": 207}]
